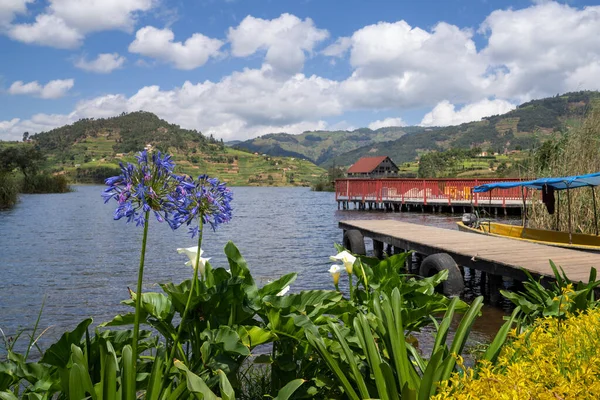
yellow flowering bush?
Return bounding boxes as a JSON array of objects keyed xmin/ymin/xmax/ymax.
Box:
[{"xmin": 434, "ymin": 307, "xmax": 600, "ymax": 399}]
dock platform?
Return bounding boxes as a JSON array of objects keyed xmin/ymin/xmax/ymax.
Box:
[
  {"xmin": 336, "ymin": 178, "xmax": 529, "ymax": 215},
  {"xmin": 339, "ymin": 220, "xmax": 600, "ymax": 299}
]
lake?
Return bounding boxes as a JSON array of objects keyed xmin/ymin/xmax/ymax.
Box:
[{"xmin": 0, "ymin": 185, "xmax": 506, "ymax": 353}]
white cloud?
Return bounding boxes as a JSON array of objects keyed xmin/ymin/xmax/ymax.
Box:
[
  {"xmin": 0, "ymin": 118, "xmax": 21, "ymax": 133},
  {"xmin": 75, "ymin": 53, "xmax": 126, "ymax": 73},
  {"xmin": 322, "ymin": 37, "xmax": 351, "ymax": 57},
  {"xmin": 480, "ymin": 1, "xmax": 600, "ymax": 100},
  {"xmin": 7, "ymin": 0, "xmax": 154, "ymax": 48},
  {"xmin": 129, "ymin": 26, "xmax": 224, "ymax": 70},
  {"xmin": 420, "ymin": 99, "xmax": 516, "ymax": 127},
  {"xmin": 8, "ymin": 79, "xmax": 74, "ymax": 99},
  {"xmin": 0, "ymin": 0, "xmax": 32, "ymax": 27},
  {"xmin": 0, "ymin": 65, "xmax": 341, "ymax": 141},
  {"xmin": 228, "ymin": 13, "xmax": 329, "ymax": 74},
  {"xmin": 337, "ymin": 20, "xmax": 486, "ymax": 110},
  {"xmin": 9, "ymin": 14, "xmax": 83, "ymax": 48},
  {"xmin": 368, "ymin": 117, "xmax": 406, "ymax": 130}
]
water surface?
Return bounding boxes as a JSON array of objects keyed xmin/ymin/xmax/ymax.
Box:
[{"xmin": 0, "ymin": 186, "xmax": 507, "ymax": 354}]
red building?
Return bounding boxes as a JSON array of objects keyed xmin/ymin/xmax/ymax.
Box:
[{"xmin": 347, "ymin": 156, "xmax": 399, "ymax": 178}]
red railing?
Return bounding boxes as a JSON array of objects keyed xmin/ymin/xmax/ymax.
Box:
[{"xmin": 335, "ymin": 178, "xmax": 527, "ymax": 207}]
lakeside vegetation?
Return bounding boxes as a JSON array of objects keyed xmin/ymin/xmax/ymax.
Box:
[
  {"xmin": 2, "ymin": 150, "xmax": 600, "ymax": 399},
  {"xmin": 526, "ymin": 102, "xmax": 600, "ymax": 235},
  {"xmin": 0, "ymin": 143, "xmax": 70, "ymax": 209}
]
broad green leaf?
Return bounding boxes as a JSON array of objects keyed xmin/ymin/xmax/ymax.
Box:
[
  {"xmin": 217, "ymin": 370, "xmax": 235, "ymax": 400},
  {"xmin": 237, "ymin": 326, "xmax": 276, "ymax": 348},
  {"xmin": 41, "ymin": 318, "xmax": 92, "ymax": 367},
  {"xmin": 273, "ymin": 379, "xmax": 305, "ymax": 400},
  {"xmin": 258, "ymin": 273, "xmax": 297, "ymax": 298},
  {"xmin": 174, "ymin": 360, "xmax": 218, "ymax": 400}
]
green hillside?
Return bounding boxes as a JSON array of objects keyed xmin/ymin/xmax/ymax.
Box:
[
  {"xmin": 327, "ymin": 91, "xmax": 599, "ymax": 168},
  {"xmin": 234, "ymin": 126, "xmax": 425, "ymax": 166},
  {"xmin": 26, "ymin": 111, "xmax": 324, "ymax": 186}
]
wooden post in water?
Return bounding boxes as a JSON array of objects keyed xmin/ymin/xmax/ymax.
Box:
[
  {"xmin": 592, "ymin": 187, "xmax": 599, "ymax": 236},
  {"xmin": 488, "ymin": 274, "xmax": 503, "ymax": 306},
  {"xmin": 372, "ymin": 240, "xmax": 384, "ymax": 259}
]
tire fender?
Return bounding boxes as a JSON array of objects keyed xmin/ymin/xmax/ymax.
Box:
[
  {"xmin": 419, "ymin": 253, "xmax": 464, "ymax": 296},
  {"xmin": 343, "ymin": 230, "xmax": 366, "ymax": 255}
]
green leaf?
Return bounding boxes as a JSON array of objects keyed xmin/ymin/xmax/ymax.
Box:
[
  {"xmin": 482, "ymin": 306, "xmax": 520, "ymax": 364},
  {"xmin": 145, "ymin": 347, "xmax": 165, "ymax": 400},
  {"xmin": 305, "ymin": 330, "xmax": 360, "ymax": 400},
  {"xmin": 41, "ymin": 318, "xmax": 92, "ymax": 367},
  {"xmin": 237, "ymin": 326, "xmax": 276, "ymax": 348},
  {"xmin": 354, "ymin": 314, "xmax": 389, "ymax": 400},
  {"xmin": 99, "ymin": 313, "xmax": 137, "ymax": 327},
  {"xmin": 121, "ymin": 345, "xmax": 135, "ymax": 400},
  {"xmin": 329, "ymin": 322, "xmax": 370, "ymax": 399},
  {"xmin": 273, "ymin": 379, "xmax": 305, "ymax": 400},
  {"xmin": 217, "ymin": 370, "xmax": 235, "ymax": 400},
  {"xmin": 258, "ymin": 273, "xmax": 297, "ymax": 298},
  {"xmin": 174, "ymin": 360, "xmax": 218, "ymax": 400},
  {"xmin": 0, "ymin": 391, "xmax": 18, "ymax": 400}
]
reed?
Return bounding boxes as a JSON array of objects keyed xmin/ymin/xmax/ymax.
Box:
[
  {"xmin": 0, "ymin": 172, "xmax": 19, "ymax": 209},
  {"xmin": 20, "ymin": 173, "xmax": 71, "ymax": 194},
  {"xmin": 527, "ymin": 103, "xmax": 600, "ymax": 234}
]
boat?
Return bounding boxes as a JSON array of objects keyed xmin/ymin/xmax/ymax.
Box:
[{"xmin": 457, "ymin": 172, "xmax": 600, "ymax": 252}]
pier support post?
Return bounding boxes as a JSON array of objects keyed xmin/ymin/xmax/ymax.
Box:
[
  {"xmin": 373, "ymin": 240, "xmax": 384, "ymax": 259},
  {"xmin": 488, "ymin": 274, "xmax": 504, "ymax": 306}
]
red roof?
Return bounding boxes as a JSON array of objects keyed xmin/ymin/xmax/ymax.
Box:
[{"xmin": 347, "ymin": 156, "xmax": 390, "ymax": 174}]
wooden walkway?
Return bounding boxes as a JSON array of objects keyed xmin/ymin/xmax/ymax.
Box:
[{"xmin": 339, "ymin": 220, "xmax": 600, "ymax": 282}]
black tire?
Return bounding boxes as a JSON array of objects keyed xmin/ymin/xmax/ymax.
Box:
[
  {"xmin": 343, "ymin": 230, "xmax": 366, "ymax": 255},
  {"xmin": 419, "ymin": 253, "xmax": 464, "ymax": 296}
]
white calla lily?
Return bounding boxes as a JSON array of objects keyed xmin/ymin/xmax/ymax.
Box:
[
  {"xmin": 276, "ymin": 286, "xmax": 290, "ymax": 296},
  {"xmin": 329, "ymin": 264, "xmax": 343, "ymax": 287},
  {"xmin": 330, "ymin": 250, "xmax": 356, "ymax": 274},
  {"xmin": 177, "ymin": 246, "xmax": 210, "ymax": 277}
]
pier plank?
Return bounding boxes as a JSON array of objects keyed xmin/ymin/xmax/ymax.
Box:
[{"xmin": 339, "ymin": 220, "xmax": 600, "ymax": 281}]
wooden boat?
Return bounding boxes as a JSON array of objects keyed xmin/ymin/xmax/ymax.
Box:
[
  {"xmin": 457, "ymin": 220, "xmax": 600, "ymax": 252},
  {"xmin": 458, "ymin": 172, "xmax": 600, "ymax": 252}
]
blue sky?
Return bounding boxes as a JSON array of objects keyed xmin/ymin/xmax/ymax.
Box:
[{"xmin": 1, "ymin": 0, "xmax": 599, "ymax": 141}]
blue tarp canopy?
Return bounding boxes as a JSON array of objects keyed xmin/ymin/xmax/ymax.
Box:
[{"xmin": 473, "ymin": 172, "xmax": 600, "ymax": 193}]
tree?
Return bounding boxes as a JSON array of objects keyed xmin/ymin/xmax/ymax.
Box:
[{"xmin": 22, "ymin": 132, "xmax": 29, "ymax": 142}]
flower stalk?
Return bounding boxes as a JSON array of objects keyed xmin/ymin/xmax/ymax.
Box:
[
  {"xmin": 131, "ymin": 210, "xmax": 149, "ymax": 390},
  {"xmin": 163, "ymin": 219, "xmax": 204, "ymax": 391}
]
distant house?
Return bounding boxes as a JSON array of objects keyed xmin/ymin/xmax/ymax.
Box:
[{"xmin": 347, "ymin": 156, "xmax": 399, "ymax": 178}]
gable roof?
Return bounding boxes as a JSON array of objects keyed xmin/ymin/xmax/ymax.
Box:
[{"xmin": 347, "ymin": 156, "xmax": 392, "ymax": 174}]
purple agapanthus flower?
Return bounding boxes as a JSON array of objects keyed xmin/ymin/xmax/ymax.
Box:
[
  {"xmin": 171, "ymin": 174, "xmax": 233, "ymax": 237},
  {"xmin": 102, "ymin": 150, "xmax": 182, "ymax": 226}
]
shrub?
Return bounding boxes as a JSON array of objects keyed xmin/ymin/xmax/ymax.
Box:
[{"xmin": 434, "ymin": 307, "xmax": 600, "ymax": 399}]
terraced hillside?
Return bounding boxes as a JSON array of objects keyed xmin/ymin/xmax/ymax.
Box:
[{"xmin": 26, "ymin": 112, "xmax": 324, "ymax": 186}]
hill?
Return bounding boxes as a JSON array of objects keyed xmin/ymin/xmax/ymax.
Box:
[
  {"xmin": 233, "ymin": 91, "xmax": 599, "ymax": 168},
  {"xmin": 325, "ymin": 91, "xmax": 599, "ymax": 168},
  {"xmin": 25, "ymin": 111, "xmax": 324, "ymax": 186},
  {"xmin": 234, "ymin": 126, "xmax": 425, "ymax": 166}
]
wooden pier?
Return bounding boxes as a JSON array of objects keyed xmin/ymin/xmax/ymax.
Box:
[
  {"xmin": 339, "ymin": 220, "xmax": 600, "ymax": 302},
  {"xmin": 336, "ymin": 178, "xmax": 528, "ymax": 215}
]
